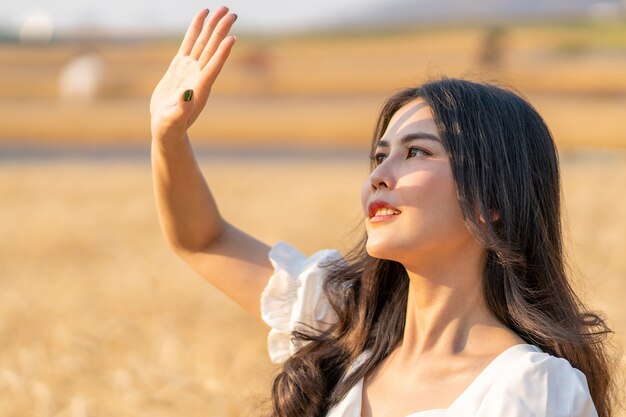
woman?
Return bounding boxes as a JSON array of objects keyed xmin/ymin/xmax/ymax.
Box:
[{"xmin": 150, "ymin": 7, "xmax": 617, "ymax": 417}]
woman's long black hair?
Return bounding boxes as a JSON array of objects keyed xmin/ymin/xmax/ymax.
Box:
[{"xmin": 268, "ymin": 78, "xmax": 617, "ymax": 417}]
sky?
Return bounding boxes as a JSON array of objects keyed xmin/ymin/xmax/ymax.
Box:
[
  {"xmin": 0, "ymin": 0, "xmax": 384, "ymax": 35},
  {"xmin": 4, "ymin": 0, "xmax": 623, "ymax": 40}
]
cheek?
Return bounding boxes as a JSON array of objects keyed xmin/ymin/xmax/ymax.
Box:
[
  {"xmin": 398, "ymin": 169, "xmax": 465, "ymax": 230},
  {"xmin": 409, "ymin": 177, "xmax": 454, "ymax": 205}
]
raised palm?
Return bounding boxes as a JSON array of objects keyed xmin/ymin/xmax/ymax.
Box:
[{"xmin": 150, "ymin": 7, "xmax": 237, "ymax": 140}]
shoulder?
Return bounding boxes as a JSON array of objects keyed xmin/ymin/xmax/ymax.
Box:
[
  {"xmin": 477, "ymin": 347, "xmax": 598, "ymax": 417},
  {"xmin": 261, "ymin": 241, "xmax": 344, "ymax": 364},
  {"xmin": 263, "ymin": 241, "xmax": 344, "ymax": 308},
  {"xmin": 267, "ymin": 241, "xmax": 343, "ymax": 279}
]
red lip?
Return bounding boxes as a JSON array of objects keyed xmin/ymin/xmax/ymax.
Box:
[{"xmin": 368, "ymin": 200, "xmax": 402, "ymax": 219}]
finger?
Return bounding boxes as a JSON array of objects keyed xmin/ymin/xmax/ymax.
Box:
[
  {"xmin": 173, "ymin": 89, "xmax": 195, "ymax": 122},
  {"xmin": 198, "ymin": 13, "xmax": 237, "ymax": 69},
  {"xmin": 182, "ymin": 89, "xmax": 194, "ymax": 103},
  {"xmin": 178, "ymin": 9, "xmax": 210, "ymax": 56},
  {"xmin": 190, "ymin": 6, "xmax": 230, "ymax": 60},
  {"xmin": 196, "ymin": 35, "xmax": 236, "ymax": 100},
  {"xmin": 152, "ymin": 88, "xmax": 195, "ymax": 136}
]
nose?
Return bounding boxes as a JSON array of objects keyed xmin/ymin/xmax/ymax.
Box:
[{"xmin": 369, "ymin": 162, "xmax": 395, "ymax": 191}]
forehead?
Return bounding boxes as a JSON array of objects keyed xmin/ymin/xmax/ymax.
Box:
[{"xmin": 381, "ymin": 98, "xmax": 439, "ymax": 141}]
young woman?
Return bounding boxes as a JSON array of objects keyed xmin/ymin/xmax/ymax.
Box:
[{"xmin": 150, "ymin": 7, "xmax": 617, "ymax": 417}]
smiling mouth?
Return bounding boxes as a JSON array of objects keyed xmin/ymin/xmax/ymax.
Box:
[
  {"xmin": 371, "ymin": 207, "xmax": 401, "ymax": 218},
  {"xmin": 368, "ymin": 202, "xmax": 402, "ymax": 222}
]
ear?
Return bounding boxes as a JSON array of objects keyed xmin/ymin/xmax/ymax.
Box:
[{"xmin": 479, "ymin": 209, "xmax": 500, "ymax": 223}]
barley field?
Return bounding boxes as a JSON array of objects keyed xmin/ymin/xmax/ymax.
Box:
[
  {"xmin": 0, "ymin": 148, "xmax": 624, "ymax": 416},
  {"xmin": 0, "ymin": 19, "xmax": 625, "ymax": 417}
]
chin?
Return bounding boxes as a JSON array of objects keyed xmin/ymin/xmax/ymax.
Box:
[{"xmin": 365, "ymin": 239, "xmax": 401, "ymax": 262}]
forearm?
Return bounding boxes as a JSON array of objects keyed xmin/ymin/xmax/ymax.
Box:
[{"xmin": 151, "ymin": 133, "xmax": 225, "ymax": 252}]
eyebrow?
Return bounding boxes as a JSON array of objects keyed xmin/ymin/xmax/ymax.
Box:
[{"xmin": 376, "ymin": 132, "xmax": 442, "ymax": 148}]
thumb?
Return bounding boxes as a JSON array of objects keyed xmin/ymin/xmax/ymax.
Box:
[
  {"xmin": 182, "ymin": 89, "xmax": 194, "ymax": 102},
  {"xmin": 178, "ymin": 88, "xmax": 195, "ymax": 127},
  {"xmin": 180, "ymin": 88, "xmax": 194, "ymax": 108},
  {"xmin": 151, "ymin": 88, "xmax": 197, "ymax": 138}
]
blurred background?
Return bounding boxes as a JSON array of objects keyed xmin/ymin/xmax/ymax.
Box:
[{"xmin": 1, "ymin": 0, "xmax": 625, "ymax": 416}]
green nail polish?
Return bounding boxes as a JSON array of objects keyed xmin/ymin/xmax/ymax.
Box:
[{"xmin": 183, "ymin": 90, "xmax": 193, "ymax": 102}]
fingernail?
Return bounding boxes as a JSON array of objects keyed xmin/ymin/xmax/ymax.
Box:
[
  {"xmin": 232, "ymin": 14, "xmax": 238, "ymax": 21},
  {"xmin": 183, "ymin": 89, "xmax": 193, "ymax": 102}
]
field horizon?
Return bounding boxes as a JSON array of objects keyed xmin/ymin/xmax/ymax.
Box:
[{"xmin": 2, "ymin": 21, "xmax": 625, "ymax": 150}]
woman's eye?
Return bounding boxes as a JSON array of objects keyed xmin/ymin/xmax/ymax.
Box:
[
  {"xmin": 370, "ymin": 148, "xmax": 428, "ymax": 166},
  {"xmin": 407, "ymin": 147, "xmax": 428, "ymax": 158},
  {"xmin": 369, "ymin": 153, "xmax": 387, "ymax": 166}
]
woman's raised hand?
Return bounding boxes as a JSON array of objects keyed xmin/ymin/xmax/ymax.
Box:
[{"xmin": 150, "ymin": 7, "xmax": 237, "ymax": 141}]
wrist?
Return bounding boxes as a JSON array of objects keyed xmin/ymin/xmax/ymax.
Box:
[{"xmin": 151, "ymin": 130, "xmax": 190, "ymax": 153}]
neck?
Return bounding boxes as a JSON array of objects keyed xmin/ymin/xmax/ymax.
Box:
[{"xmin": 395, "ymin": 243, "xmax": 506, "ymax": 361}]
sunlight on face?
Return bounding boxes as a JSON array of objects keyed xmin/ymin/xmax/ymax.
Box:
[{"xmin": 360, "ymin": 99, "xmax": 474, "ymax": 270}]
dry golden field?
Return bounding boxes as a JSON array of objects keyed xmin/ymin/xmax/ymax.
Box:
[
  {"xmin": 0, "ymin": 148, "xmax": 625, "ymax": 416},
  {"xmin": 0, "ymin": 19, "xmax": 625, "ymax": 417}
]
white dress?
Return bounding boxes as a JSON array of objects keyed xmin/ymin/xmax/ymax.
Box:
[{"xmin": 260, "ymin": 242, "xmax": 599, "ymax": 417}]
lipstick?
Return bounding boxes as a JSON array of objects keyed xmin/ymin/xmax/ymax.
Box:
[{"xmin": 368, "ymin": 200, "xmax": 402, "ymax": 222}]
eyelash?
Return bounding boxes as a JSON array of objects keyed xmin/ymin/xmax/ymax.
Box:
[{"xmin": 369, "ymin": 147, "xmax": 430, "ymax": 167}]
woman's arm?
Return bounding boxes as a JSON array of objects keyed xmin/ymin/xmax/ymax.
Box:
[{"xmin": 150, "ymin": 7, "xmax": 273, "ymax": 320}]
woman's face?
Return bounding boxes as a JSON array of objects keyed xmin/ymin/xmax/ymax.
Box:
[{"xmin": 360, "ymin": 99, "xmax": 475, "ymax": 268}]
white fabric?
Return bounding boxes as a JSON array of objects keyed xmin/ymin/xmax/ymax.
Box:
[
  {"xmin": 260, "ymin": 242, "xmax": 598, "ymax": 417},
  {"xmin": 260, "ymin": 241, "xmax": 343, "ymax": 364}
]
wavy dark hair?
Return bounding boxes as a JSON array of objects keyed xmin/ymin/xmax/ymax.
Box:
[{"xmin": 268, "ymin": 78, "xmax": 617, "ymax": 417}]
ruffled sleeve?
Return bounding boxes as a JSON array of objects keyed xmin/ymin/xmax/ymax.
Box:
[
  {"xmin": 260, "ymin": 241, "xmax": 343, "ymax": 364},
  {"xmin": 477, "ymin": 350, "xmax": 598, "ymax": 417}
]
